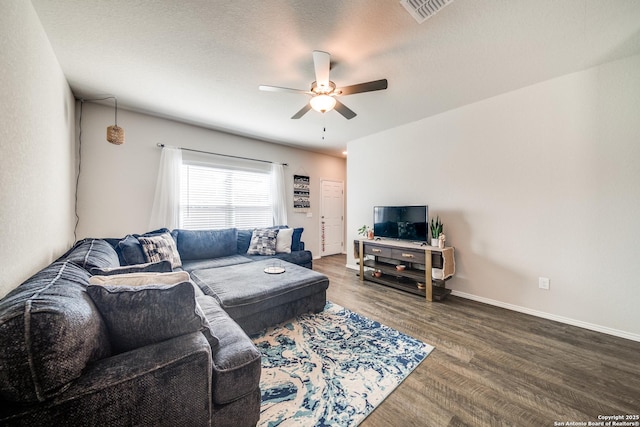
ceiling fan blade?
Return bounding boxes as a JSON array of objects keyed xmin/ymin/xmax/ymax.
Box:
[
  {"xmin": 291, "ymin": 103, "xmax": 312, "ymax": 119},
  {"xmin": 259, "ymin": 85, "xmax": 312, "ymax": 95},
  {"xmin": 336, "ymin": 79, "xmax": 388, "ymax": 96},
  {"xmin": 312, "ymin": 50, "xmax": 331, "ymax": 89},
  {"xmin": 334, "ymin": 99, "xmax": 357, "ymax": 120}
]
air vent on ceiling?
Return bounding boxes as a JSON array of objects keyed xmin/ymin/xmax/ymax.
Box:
[{"xmin": 400, "ymin": 0, "xmax": 454, "ymax": 24}]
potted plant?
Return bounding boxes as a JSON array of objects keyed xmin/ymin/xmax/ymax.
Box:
[
  {"xmin": 357, "ymin": 225, "xmax": 374, "ymax": 240},
  {"xmin": 430, "ymin": 216, "xmax": 443, "ymax": 246}
]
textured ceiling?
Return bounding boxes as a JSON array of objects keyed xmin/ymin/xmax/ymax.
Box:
[{"xmin": 31, "ymin": 0, "xmax": 640, "ymax": 157}]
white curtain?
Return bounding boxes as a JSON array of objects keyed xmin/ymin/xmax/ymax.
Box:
[
  {"xmin": 149, "ymin": 146, "xmax": 182, "ymax": 230},
  {"xmin": 271, "ymin": 163, "xmax": 288, "ymax": 226}
]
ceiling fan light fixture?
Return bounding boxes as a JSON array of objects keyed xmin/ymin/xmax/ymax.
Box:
[
  {"xmin": 310, "ymin": 94, "xmax": 336, "ymax": 113},
  {"xmin": 260, "ymin": 51, "xmax": 387, "ymax": 119}
]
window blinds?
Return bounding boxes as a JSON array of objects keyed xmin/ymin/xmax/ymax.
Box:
[{"xmin": 180, "ymin": 163, "xmax": 273, "ymax": 230}]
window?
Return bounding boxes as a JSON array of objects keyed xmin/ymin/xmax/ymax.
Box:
[{"xmin": 180, "ymin": 162, "xmax": 273, "ymax": 230}]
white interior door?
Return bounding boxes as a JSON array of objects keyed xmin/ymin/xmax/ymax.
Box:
[{"xmin": 320, "ymin": 179, "xmax": 344, "ymax": 256}]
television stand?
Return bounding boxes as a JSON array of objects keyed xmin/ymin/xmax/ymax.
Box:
[{"xmin": 354, "ymin": 239, "xmax": 455, "ymax": 302}]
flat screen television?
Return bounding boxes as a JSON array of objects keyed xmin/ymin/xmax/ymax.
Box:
[{"xmin": 373, "ymin": 205, "xmax": 428, "ymax": 242}]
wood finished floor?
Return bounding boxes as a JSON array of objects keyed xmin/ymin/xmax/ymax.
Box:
[{"xmin": 312, "ymin": 255, "xmax": 640, "ymax": 427}]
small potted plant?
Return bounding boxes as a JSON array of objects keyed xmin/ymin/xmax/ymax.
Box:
[
  {"xmin": 430, "ymin": 216, "xmax": 443, "ymax": 246},
  {"xmin": 357, "ymin": 225, "xmax": 374, "ymax": 240}
]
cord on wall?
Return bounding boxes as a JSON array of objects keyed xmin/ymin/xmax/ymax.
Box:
[
  {"xmin": 74, "ymin": 99, "xmax": 84, "ymax": 241},
  {"xmin": 74, "ymin": 96, "xmax": 119, "ymax": 241}
]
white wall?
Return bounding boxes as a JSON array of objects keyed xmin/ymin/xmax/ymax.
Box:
[
  {"xmin": 347, "ymin": 54, "xmax": 640, "ymax": 341},
  {"xmin": 75, "ymin": 104, "xmax": 346, "ymax": 257},
  {"xmin": 0, "ymin": 1, "xmax": 76, "ymax": 299}
]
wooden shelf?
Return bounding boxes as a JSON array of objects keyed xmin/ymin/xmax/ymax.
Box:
[{"xmin": 356, "ymin": 239, "xmax": 453, "ymax": 302}]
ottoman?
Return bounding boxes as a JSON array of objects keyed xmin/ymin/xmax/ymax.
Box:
[{"xmin": 191, "ymin": 259, "xmax": 329, "ymax": 335}]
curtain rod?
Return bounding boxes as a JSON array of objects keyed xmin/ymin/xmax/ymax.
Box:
[{"xmin": 157, "ymin": 143, "xmax": 287, "ymax": 166}]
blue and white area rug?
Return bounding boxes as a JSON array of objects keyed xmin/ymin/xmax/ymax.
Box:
[{"xmin": 251, "ymin": 302, "xmax": 434, "ymax": 426}]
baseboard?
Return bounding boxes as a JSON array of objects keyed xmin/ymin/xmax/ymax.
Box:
[
  {"xmin": 451, "ymin": 290, "xmax": 640, "ymax": 343},
  {"xmin": 343, "ymin": 264, "xmax": 638, "ymax": 341}
]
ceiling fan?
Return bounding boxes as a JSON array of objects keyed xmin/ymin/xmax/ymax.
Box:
[{"xmin": 259, "ymin": 50, "xmax": 388, "ymax": 120}]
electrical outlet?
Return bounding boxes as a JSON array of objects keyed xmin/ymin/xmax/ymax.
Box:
[{"xmin": 539, "ymin": 277, "xmax": 550, "ymax": 290}]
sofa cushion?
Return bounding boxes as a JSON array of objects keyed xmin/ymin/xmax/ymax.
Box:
[
  {"xmin": 173, "ymin": 228, "xmax": 238, "ymax": 261},
  {"xmin": 181, "ymin": 255, "xmax": 252, "ymax": 273},
  {"xmin": 244, "ymin": 250, "xmax": 313, "ymax": 269},
  {"xmin": 275, "ymin": 250, "xmax": 313, "ymax": 268},
  {"xmin": 116, "ymin": 228, "xmax": 170, "ymax": 265},
  {"xmin": 247, "ymin": 228, "xmax": 279, "ymax": 256},
  {"xmin": 196, "ymin": 296, "xmax": 261, "ymax": 405},
  {"xmin": 137, "ymin": 232, "xmax": 182, "ymax": 269},
  {"xmin": 87, "ymin": 281, "xmax": 218, "ymax": 353},
  {"xmin": 89, "ymin": 260, "xmax": 172, "ymax": 276},
  {"xmin": 64, "ymin": 239, "xmax": 120, "ymax": 272},
  {"xmin": 0, "ymin": 261, "xmax": 111, "ymax": 403}
]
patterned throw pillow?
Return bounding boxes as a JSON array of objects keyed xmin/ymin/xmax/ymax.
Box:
[
  {"xmin": 137, "ymin": 232, "xmax": 182, "ymax": 269},
  {"xmin": 247, "ymin": 228, "xmax": 279, "ymax": 256}
]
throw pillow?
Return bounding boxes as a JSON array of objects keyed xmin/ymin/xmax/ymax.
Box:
[
  {"xmin": 86, "ymin": 281, "xmax": 219, "ymax": 353},
  {"xmin": 291, "ymin": 227, "xmax": 304, "ymax": 251},
  {"xmin": 89, "ymin": 271, "xmax": 191, "ymax": 287},
  {"xmin": 137, "ymin": 232, "xmax": 182, "ymax": 269},
  {"xmin": 247, "ymin": 228, "xmax": 279, "ymax": 256},
  {"xmin": 237, "ymin": 229, "xmax": 253, "ymax": 254},
  {"xmin": 89, "ymin": 260, "xmax": 172, "ymax": 276},
  {"xmin": 275, "ymin": 227, "xmax": 294, "ymax": 254},
  {"xmin": 117, "ymin": 228, "xmax": 170, "ymax": 265}
]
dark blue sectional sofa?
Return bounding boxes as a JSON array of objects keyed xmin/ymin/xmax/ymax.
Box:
[{"xmin": 0, "ymin": 226, "xmax": 329, "ymax": 427}]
